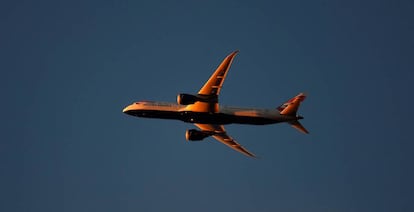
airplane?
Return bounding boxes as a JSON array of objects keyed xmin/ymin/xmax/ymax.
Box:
[{"xmin": 122, "ymin": 50, "xmax": 308, "ymax": 157}]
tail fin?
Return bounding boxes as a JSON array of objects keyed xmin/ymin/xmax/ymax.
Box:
[
  {"xmin": 277, "ymin": 93, "xmax": 306, "ymax": 116},
  {"xmin": 277, "ymin": 93, "xmax": 309, "ymax": 134}
]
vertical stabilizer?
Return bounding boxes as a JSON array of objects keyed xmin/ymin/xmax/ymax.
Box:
[{"xmin": 277, "ymin": 93, "xmax": 306, "ymax": 116}]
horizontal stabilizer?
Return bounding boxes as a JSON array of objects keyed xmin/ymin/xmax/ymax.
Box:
[{"xmin": 289, "ymin": 120, "xmax": 309, "ymax": 134}]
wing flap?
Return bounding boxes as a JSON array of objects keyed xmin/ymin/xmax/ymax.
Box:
[{"xmin": 194, "ymin": 123, "xmax": 256, "ymax": 158}]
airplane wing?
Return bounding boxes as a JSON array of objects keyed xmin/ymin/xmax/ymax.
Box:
[
  {"xmin": 194, "ymin": 123, "xmax": 256, "ymax": 158},
  {"xmin": 197, "ymin": 50, "xmax": 239, "ymax": 96}
]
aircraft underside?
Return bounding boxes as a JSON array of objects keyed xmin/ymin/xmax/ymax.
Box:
[{"xmin": 125, "ymin": 110, "xmax": 285, "ymax": 125}]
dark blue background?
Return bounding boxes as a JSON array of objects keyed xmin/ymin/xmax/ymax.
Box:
[{"xmin": 1, "ymin": 0, "xmax": 413, "ymax": 211}]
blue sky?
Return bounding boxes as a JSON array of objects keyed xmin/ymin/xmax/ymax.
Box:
[{"xmin": 1, "ymin": 0, "xmax": 413, "ymax": 211}]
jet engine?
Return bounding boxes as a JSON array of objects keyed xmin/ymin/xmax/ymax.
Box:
[
  {"xmin": 177, "ymin": 93, "xmax": 198, "ymax": 105},
  {"xmin": 185, "ymin": 129, "xmax": 210, "ymax": 141}
]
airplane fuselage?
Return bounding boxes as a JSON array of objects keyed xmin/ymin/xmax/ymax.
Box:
[{"xmin": 123, "ymin": 101, "xmax": 299, "ymax": 125}]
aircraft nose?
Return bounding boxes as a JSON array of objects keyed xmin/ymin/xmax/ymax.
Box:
[{"xmin": 122, "ymin": 105, "xmax": 131, "ymax": 114}]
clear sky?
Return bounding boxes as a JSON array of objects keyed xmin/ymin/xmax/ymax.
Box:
[{"xmin": 1, "ymin": 0, "xmax": 413, "ymax": 211}]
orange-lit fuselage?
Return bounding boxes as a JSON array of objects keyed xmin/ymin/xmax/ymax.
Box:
[{"xmin": 123, "ymin": 101, "xmax": 298, "ymax": 125}]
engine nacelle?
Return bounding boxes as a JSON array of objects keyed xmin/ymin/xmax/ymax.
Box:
[
  {"xmin": 185, "ymin": 129, "xmax": 210, "ymax": 141},
  {"xmin": 177, "ymin": 93, "xmax": 198, "ymax": 105}
]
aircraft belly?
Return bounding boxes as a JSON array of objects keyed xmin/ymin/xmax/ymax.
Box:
[
  {"xmin": 127, "ymin": 110, "xmax": 182, "ymax": 120},
  {"xmin": 127, "ymin": 110, "xmax": 279, "ymax": 125},
  {"xmin": 180, "ymin": 111, "xmax": 278, "ymax": 125}
]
